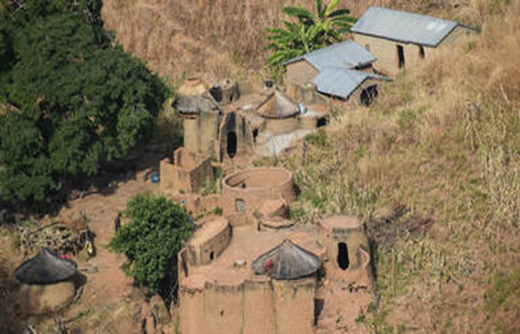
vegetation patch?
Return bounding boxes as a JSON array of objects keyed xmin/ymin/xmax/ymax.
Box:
[
  {"xmin": 109, "ymin": 194, "xmax": 194, "ymax": 293},
  {"xmin": 0, "ymin": 0, "xmax": 169, "ymax": 204}
]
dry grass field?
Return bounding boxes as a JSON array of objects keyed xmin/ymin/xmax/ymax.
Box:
[
  {"xmin": 101, "ymin": 0, "xmax": 508, "ymax": 84},
  {"xmin": 256, "ymin": 1, "xmax": 519, "ymax": 332},
  {"xmin": 100, "ymin": 0, "xmax": 519, "ymax": 332},
  {"xmin": 0, "ymin": 0, "xmax": 516, "ymax": 333}
]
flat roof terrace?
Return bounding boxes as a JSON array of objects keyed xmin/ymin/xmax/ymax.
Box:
[{"xmin": 181, "ymin": 224, "xmax": 326, "ymax": 290}]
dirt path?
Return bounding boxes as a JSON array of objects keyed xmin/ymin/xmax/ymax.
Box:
[{"xmin": 54, "ymin": 160, "xmax": 161, "ymax": 331}]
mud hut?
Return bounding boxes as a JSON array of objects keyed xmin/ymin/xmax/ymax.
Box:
[
  {"xmin": 15, "ymin": 248, "xmax": 78, "ymax": 315},
  {"xmin": 252, "ymin": 239, "xmax": 321, "ymax": 280},
  {"xmin": 173, "ymin": 78, "xmax": 222, "ymax": 156}
]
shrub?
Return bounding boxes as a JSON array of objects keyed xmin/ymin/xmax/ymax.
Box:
[{"xmin": 109, "ymin": 194, "xmax": 194, "ymax": 292}]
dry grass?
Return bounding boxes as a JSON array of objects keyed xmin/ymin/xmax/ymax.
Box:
[
  {"xmin": 100, "ymin": 0, "xmax": 511, "ymax": 85},
  {"xmin": 100, "ymin": 0, "xmax": 519, "ymax": 331},
  {"xmin": 257, "ymin": 1, "xmax": 519, "ymax": 332}
]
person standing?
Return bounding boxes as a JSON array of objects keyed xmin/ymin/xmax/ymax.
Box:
[{"xmin": 114, "ymin": 211, "xmax": 122, "ymax": 233}]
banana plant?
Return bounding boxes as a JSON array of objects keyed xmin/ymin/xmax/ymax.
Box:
[{"xmin": 266, "ymin": 0, "xmax": 357, "ymax": 68}]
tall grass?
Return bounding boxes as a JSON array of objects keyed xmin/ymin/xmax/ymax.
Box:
[
  {"xmin": 100, "ymin": 0, "xmax": 509, "ymax": 83},
  {"xmin": 258, "ymin": 1, "xmax": 519, "ymax": 332}
]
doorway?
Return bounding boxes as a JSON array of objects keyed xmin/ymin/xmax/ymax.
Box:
[
  {"xmin": 227, "ymin": 131, "xmax": 237, "ymax": 158},
  {"xmin": 397, "ymin": 45, "xmax": 405, "ymax": 69},
  {"xmin": 360, "ymin": 85, "xmax": 379, "ymax": 107},
  {"xmin": 337, "ymin": 242, "xmax": 350, "ymax": 270}
]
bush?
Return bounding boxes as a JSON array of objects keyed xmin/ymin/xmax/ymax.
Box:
[{"xmin": 109, "ymin": 194, "xmax": 194, "ymax": 292}]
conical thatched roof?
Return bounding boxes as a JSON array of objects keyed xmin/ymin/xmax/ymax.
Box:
[
  {"xmin": 256, "ymin": 90, "xmax": 300, "ymax": 119},
  {"xmin": 252, "ymin": 239, "xmax": 321, "ymax": 280},
  {"xmin": 14, "ymin": 248, "xmax": 77, "ymax": 285},
  {"xmin": 173, "ymin": 77, "xmax": 222, "ymax": 115},
  {"xmin": 173, "ymin": 93, "xmax": 222, "ymax": 115}
]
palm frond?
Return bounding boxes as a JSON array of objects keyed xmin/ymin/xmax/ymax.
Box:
[
  {"xmin": 324, "ymin": 0, "xmax": 340, "ymax": 17},
  {"xmin": 328, "ymin": 9, "xmax": 351, "ymax": 18},
  {"xmin": 283, "ymin": 6, "xmax": 314, "ymax": 22}
]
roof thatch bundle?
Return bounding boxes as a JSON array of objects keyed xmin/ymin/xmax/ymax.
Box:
[
  {"xmin": 252, "ymin": 239, "xmax": 321, "ymax": 280},
  {"xmin": 256, "ymin": 90, "xmax": 300, "ymax": 119},
  {"xmin": 173, "ymin": 94, "xmax": 221, "ymax": 116},
  {"xmin": 14, "ymin": 248, "xmax": 77, "ymax": 285},
  {"xmin": 177, "ymin": 77, "xmax": 209, "ymax": 96}
]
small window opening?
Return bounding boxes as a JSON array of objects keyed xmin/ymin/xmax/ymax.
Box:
[
  {"xmin": 337, "ymin": 242, "xmax": 349, "ymax": 270},
  {"xmin": 227, "ymin": 131, "xmax": 237, "ymax": 158},
  {"xmin": 419, "ymin": 46, "xmax": 425, "ymax": 59},
  {"xmin": 220, "ymin": 310, "xmax": 225, "ymax": 317},
  {"xmin": 316, "ymin": 117, "xmax": 327, "ymax": 128},
  {"xmin": 210, "ymin": 251, "xmax": 214, "ymax": 261},
  {"xmin": 397, "ymin": 45, "xmax": 405, "ymax": 69},
  {"xmin": 252, "ymin": 128, "xmax": 259, "ymax": 143},
  {"xmin": 360, "ymin": 85, "xmax": 379, "ymax": 107},
  {"xmin": 235, "ymin": 199, "xmax": 246, "ymax": 212}
]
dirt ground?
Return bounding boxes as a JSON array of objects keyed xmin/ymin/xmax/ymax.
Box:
[{"xmin": 15, "ymin": 148, "xmax": 171, "ymax": 333}]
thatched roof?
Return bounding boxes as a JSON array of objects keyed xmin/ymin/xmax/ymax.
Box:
[
  {"xmin": 177, "ymin": 78, "xmax": 209, "ymax": 96},
  {"xmin": 14, "ymin": 248, "xmax": 77, "ymax": 285},
  {"xmin": 173, "ymin": 94, "xmax": 222, "ymax": 115},
  {"xmin": 252, "ymin": 239, "xmax": 321, "ymax": 280},
  {"xmin": 256, "ymin": 90, "xmax": 300, "ymax": 119}
]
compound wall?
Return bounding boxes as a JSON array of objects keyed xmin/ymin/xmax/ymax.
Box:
[{"xmin": 179, "ymin": 277, "xmax": 316, "ymax": 334}]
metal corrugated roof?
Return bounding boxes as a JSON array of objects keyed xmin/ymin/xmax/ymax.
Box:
[
  {"xmin": 283, "ymin": 40, "xmax": 376, "ymax": 70},
  {"xmin": 351, "ymin": 7, "xmax": 458, "ymax": 47},
  {"xmin": 312, "ymin": 68, "xmax": 390, "ymax": 100}
]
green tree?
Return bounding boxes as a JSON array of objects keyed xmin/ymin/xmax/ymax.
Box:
[
  {"xmin": 266, "ymin": 0, "xmax": 356, "ymax": 67},
  {"xmin": 109, "ymin": 194, "xmax": 194, "ymax": 293},
  {"xmin": 0, "ymin": 0, "xmax": 169, "ymax": 202}
]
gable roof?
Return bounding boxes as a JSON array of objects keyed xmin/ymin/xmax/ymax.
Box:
[
  {"xmin": 313, "ymin": 68, "xmax": 390, "ymax": 100},
  {"xmin": 256, "ymin": 90, "xmax": 300, "ymax": 119},
  {"xmin": 351, "ymin": 7, "xmax": 458, "ymax": 47},
  {"xmin": 252, "ymin": 239, "xmax": 321, "ymax": 280},
  {"xmin": 283, "ymin": 40, "xmax": 376, "ymax": 71},
  {"xmin": 14, "ymin": 248, "xmax": 77, "ymax": 285}
]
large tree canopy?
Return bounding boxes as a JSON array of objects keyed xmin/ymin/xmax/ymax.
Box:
[{"xmin": 0, "ymin": 0, "xmax": 169, "ymax": 202}]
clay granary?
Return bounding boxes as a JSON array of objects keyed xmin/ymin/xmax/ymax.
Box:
[
  {"xmin": 351, "ymin": 7, "xmax": 473, "ymax": 76},
  {"xmin": 169, "ymin": 167, "xmax": 374, "ymax": 334},
  {"xmin": 14, "ymin": 248, "xmax": 78, "ymax": 315},
  {"xmin": 173, "ymin": 78, "xmax": 330, "ymax": 162}
]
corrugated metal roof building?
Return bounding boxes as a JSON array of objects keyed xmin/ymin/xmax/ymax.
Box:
[
  {"xmin": 283, "ymin": 41, "xmax": 389, "ymax": 102},
  {"xmin": 312, "ymin": 68, "xmax": 390, "ymax": 100},
  {"xmin": 351, "ymin": 7, "xmax": 471, "ymax": 76},
  {"xmin": 351, "ymin": 7, "xmax": 459, "ymax": 47},
  {"xmin": 283, "ymin": 40, "xmax": 376, "ymax": 71}
]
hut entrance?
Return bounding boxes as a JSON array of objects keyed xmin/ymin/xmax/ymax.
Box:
[
  {"xmin": 360, "ymin": 85, "xmax": 378, "ymax": 107},
  {"xmin": 397, "ymin": 45, "xmax": 405, "ymax": 69},
  {"xmin": 227, "ymin": 131, "xmax": 237, "ymax": 158},
  {"xmin": 316, "ymin": 117, "xmax": 327, "ymax": 128},
  {"xmin": 337, "ymin": 242, "xmax": 349, "ymax": 270}
]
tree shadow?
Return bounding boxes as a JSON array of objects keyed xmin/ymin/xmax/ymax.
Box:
[{"xmin": 6, "ymin": 140, "xmax": 181, "ymax": 219}]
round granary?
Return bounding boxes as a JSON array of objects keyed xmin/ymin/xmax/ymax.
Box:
[
  {"xmin": 15, "ymin": 248, "xmax": 77, "ymax": 285},
  {"xmin": 221, "ymin": 167, "xmax": 296, "ymax": 216}
]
